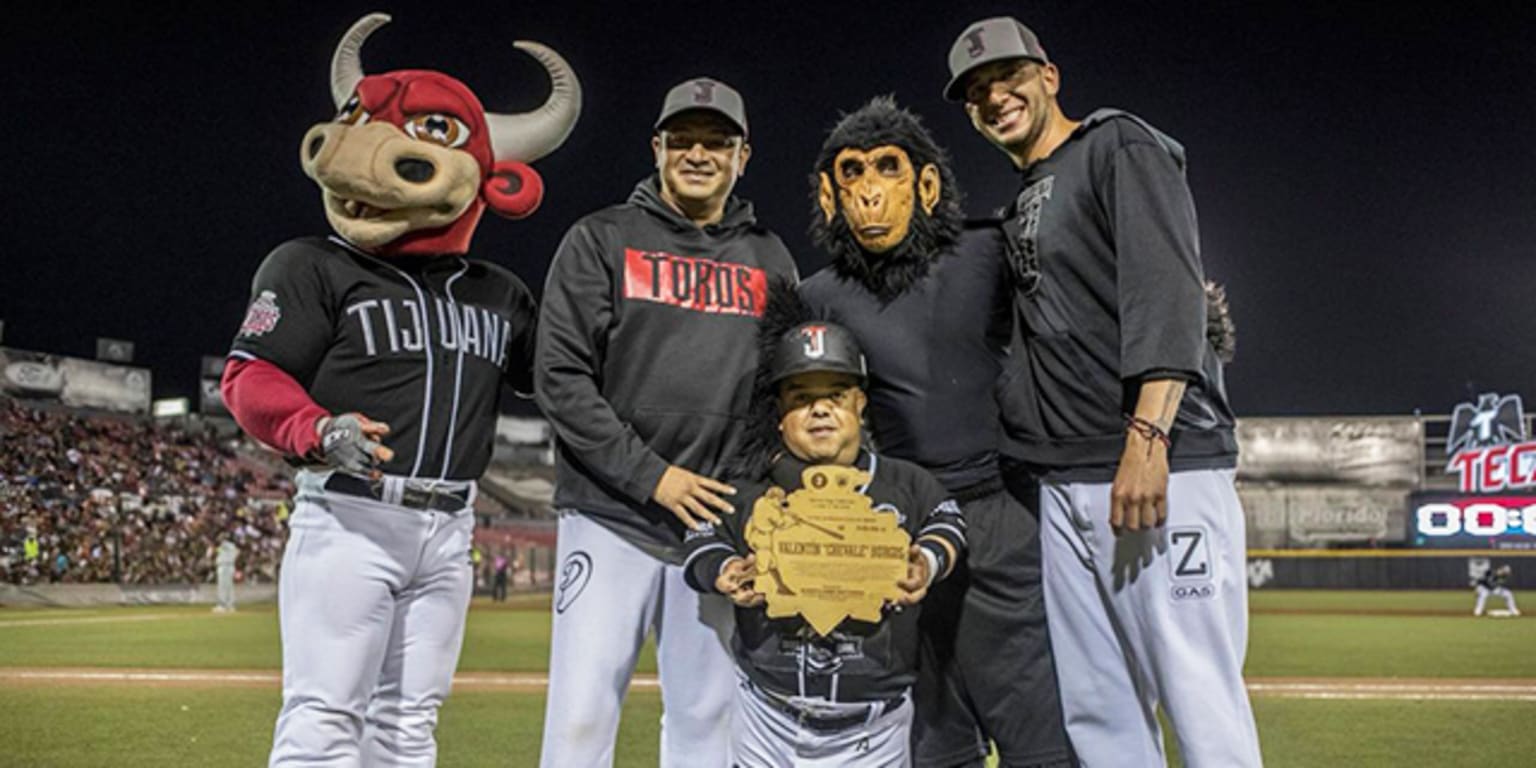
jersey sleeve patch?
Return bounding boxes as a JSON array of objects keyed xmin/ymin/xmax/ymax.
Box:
[{"xmin": 238, "ymin": 290, "xmax": 283, "ymax": 338}]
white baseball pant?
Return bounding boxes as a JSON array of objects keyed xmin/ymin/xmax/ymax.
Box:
[
  {"xmin": 1039, "ymin": 468, "xmax": 1261, "ymax": 768},
  {"xmin": 269, "ymin": 470, "xmax": 476, "ymax": 768},
  {"xmin": 1474, "ymin": 585, "xmax": 1518, "ymax": 615},
  {"xmin": 216, "ymin": 564, "xmax": 236, "ymax": 612},
  {"xmin": 539, "ymin": 511, "xmax": 736, "ymax": 767},
  {"xmin": 730, "ymin": 677, "xmax": 913, "ymax": 768}
]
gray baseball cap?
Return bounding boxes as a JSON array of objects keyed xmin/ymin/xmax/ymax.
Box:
[
  {"xmin": 943, "ymin": 17, "xmax": 1049, "ymax": 101},
  {"xmin": 654, "ymin": 77, "xmax": 749, "ymax": 137}
]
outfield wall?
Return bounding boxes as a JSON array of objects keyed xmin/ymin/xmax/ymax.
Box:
[
  {"xmin": 1246, "ymin": 550, "xmax": 1536, "ymax": 589},
  {"xmin": 0, "ymin": 583, "xmax": 277, "ymax": 607}
]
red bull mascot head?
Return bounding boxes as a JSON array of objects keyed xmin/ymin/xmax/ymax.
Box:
[{"xmin": 299, "ymin": 13, "xmax": 581, "ymax": 256}]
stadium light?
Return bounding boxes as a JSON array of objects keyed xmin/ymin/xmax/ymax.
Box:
[{"xmin": 152, "ymin": 398, "xmax": 190, "ymax": 418}]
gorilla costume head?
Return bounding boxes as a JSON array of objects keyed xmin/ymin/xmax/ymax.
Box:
[{"xmin": 809, "ymin": 97, "xmax": 964, "ymax": 301}]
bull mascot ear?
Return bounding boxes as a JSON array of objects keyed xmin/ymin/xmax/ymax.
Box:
[{"xmin": 483, "ymin": 162, "xmax": 545, "ymax": 220}]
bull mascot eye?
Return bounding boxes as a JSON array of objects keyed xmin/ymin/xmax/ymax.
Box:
[
  {"xmin": 335, "ymin": 94, "xmax": 370, "ymax": 125},
  {"xmin": 403, "ymin": 113, "xmax": 472, "ymax": 148}
]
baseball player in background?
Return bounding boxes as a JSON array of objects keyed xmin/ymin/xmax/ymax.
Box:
[
  {"xmin": 535, "ymin": 78, "xmax": 798, "ymax": 766},
  {"xmin": 1473, "ymin": 564, "xmax": 1519, "ymax": 616},
  {"xmin": 219, "ymin": 14, "xmax": 579, "ymax": 766},
  {"xmin": 683, "ymin": 319, "xmax": 966, "ymax": 767},
  {"xmin": 945, "ymin": 17, "xmax": 1262, "ymax": 767},
  {"xmin": 212, "ymin": 536, "xmax": 238, "ymax": 613},
  {"xmin": 798, "ymin": 97, "xmax": 1072, "ymax": 767}
]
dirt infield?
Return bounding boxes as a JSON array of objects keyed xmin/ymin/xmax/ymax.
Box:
[{"xmin": 4, "ymin": 668, "xmax": 1532, "ymax": 701}]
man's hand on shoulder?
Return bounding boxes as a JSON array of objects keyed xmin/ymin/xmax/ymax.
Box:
[
  {"xmin": 315, "ymin": 413, "xmax": 393, "ymax": 478},
  {"xmin": 654, "ymin": 465, "xmax": 736, "ymax": 530}
]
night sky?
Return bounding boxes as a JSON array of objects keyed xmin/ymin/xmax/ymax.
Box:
[{"xmin": 3, "ymin": 2, "xmax": 1533, "ymax": 417}]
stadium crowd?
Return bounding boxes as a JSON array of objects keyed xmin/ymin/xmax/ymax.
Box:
[{"xmin": 0, "ymin": 398, "xmax": 292, "ymax": 585}]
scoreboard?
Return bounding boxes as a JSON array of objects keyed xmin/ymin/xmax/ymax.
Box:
[{"xmin": 1410, "ymin": 491, "xmax": 1536, "ymax": 549}]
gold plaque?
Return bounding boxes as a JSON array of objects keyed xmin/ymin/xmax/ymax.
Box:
[{"xmin": 744, "ymin": 465, "xmax": 911, "ymax": 636}]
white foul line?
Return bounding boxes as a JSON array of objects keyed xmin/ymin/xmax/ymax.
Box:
[
  {"xmin": 0, "ymin": 614, "xmax": 182, "ymax": 628},
  {"xmin": 0, "ymin": 670, "xmax": 1528, "ymax": 700},
  {"xmin": 1246, "ymin": 681, "xmax": 1536, "ymax": 701},
  {"xmin": 0, "ymin": 669, "xmax": 660, "ymax": 690}
]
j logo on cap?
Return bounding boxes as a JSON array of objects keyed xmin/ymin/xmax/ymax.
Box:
[
  {"xmin": 965, "ymin": 28, "xmax": 986, "ymax": 57},
  {"xmin": 801, "ymin": 325, "xmax": 828, "ymax": 358}
]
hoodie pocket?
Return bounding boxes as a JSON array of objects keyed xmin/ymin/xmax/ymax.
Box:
[{"xmin": 628, "ymin": 406, "xmax": 743, "ymax": 473}]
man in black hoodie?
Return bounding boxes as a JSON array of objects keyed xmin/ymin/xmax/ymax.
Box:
[
  {"xmin": 535, "ymin": 77, "xmax": 798, "ymax": 767},
  {"xmin": 799, "ymin": 97, "xmax": 1072, "ymax": 768},
  {"xmin": 944, "ymin": 16, "xmax": 1261, "ymax": 768}
]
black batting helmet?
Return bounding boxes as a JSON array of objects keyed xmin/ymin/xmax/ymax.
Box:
[{"xmin": 770, "ymin": 321, "xmax": 867, "ymax": 386}]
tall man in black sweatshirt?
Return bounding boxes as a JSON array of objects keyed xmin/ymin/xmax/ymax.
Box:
[
  {"xmin": 944, "ymin": 17, "xmax": 1260, "ymax": 768},
  {"xmin": 798, "ymin": 97, "xmax": 1072, "ymax": 767},
  {"xmin": 535, "ymin": 78, "xmax": 798, "ymax": 767}
]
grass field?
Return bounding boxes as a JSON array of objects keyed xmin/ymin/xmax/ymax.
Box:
[{"xmin": 1, "ymin": 590, "xmax": 1532, "ymax": 766}]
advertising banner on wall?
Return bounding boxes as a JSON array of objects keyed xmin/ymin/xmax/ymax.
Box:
[
  {"xmin": 1239, "ymin": 484, "xmax": 1409, "ymax": 548},
  {"xmin": 1236, "ymin": 417, "xmax": 1422, "ymax": 486},
  {"xmin": 199, "ymin": 378, "xmax": 229, "ymax": 417},
  {"xmin": 0, "ymin": 347, "xmax": 151, "ymax": 414},
  {"xmin": 199, "ymin": 355, "xmax": 229, "ymax": 416}
]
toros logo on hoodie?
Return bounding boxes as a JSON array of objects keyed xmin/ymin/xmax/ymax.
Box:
[{"xmin": 623, "ymin": 248, "xmax": 767, "ymax": 317}]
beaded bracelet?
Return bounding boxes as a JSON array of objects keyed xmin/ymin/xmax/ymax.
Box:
[{"xmin": 1124, "ymin": 414, "xmax": 1172, "ymax": 449}]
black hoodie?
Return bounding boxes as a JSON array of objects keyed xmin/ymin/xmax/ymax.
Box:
[
  {"xmin": 535, "ymin": 176, "xmax": 798, "ymax": 561},
  {"xmin": 997, "ymin": 109, "xmax": 1238, "ymax": 481}
]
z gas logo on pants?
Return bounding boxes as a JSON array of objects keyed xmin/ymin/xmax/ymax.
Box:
[
  {"xmin": 1170, "ymin": 583, "xmax": 1216, "ymax": 601},
  {"xmin": 1169, "ymin": 526, "xmax": 1215, "ymax": 601},
  {"xmin": 555, "ymin": 551, "xmax": 593, "ymax": 614}
]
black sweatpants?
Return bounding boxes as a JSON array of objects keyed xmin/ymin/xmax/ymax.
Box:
[{"xmin": 911, "ymin": 480, "xmax": 1075, "ymax": 767}]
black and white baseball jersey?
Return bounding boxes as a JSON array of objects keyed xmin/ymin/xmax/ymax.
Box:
[
  {"xmin": 683, "ymin": 451, "xmax": 966, "ymax": 704},
  {"xmin": 229, "ymin": 235, "xmax": 536, "ymax": 481},
  {"xmin": 1477, "ymin": 569, "xmax": 1510, "ymax": 590}
]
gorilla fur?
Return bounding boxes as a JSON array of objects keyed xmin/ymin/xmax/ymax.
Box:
[
  {"xmin": 809, "ymin": 96, "xmax": 964, "ymax": 302},
  {"xmin": 1204, "ymin": 280, "xmax": 1237, "ymax": 363},
  {"xmin": 727, "ymin": 277, "xmax": 809, "ymax": 480}
]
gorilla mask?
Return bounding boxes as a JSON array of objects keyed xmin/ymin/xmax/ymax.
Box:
[{"xmin": 818, "ymin": 146, "xmax": 940, "ymax": 254}]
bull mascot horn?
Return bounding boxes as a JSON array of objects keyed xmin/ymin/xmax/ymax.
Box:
[{"xmin": 308, "ymin": 13, "xmax": 582, "ymax": 256}]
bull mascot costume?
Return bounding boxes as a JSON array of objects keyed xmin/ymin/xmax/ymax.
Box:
[{"xmin": 220, "ymin": 13, "xmax": 579, "ymax": 766}]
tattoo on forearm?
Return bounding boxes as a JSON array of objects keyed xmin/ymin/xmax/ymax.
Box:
[{"xmin": 1157, "ymin": 385, "xmax": 1180, "ymax": 430}]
